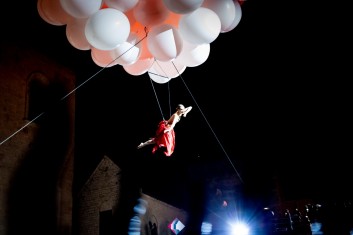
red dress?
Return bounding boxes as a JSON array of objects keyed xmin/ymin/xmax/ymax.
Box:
[{"xmin": 152, "ymin": 120, "xmax": 176, "ymax": 157}]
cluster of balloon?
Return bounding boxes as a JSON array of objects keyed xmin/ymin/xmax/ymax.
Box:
[{"xmin": 37, "ymin": 0, "xmax": 244, "ymax": 83}]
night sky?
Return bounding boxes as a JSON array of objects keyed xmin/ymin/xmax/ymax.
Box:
[{"xmin": 2, "ymin": 0, "xmax": 351, "ymax": 208}]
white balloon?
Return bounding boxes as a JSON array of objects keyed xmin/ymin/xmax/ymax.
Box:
[
  {"xmin": 60, "ymin": 0, "xmax": 102, "ymax": 18},
  {"xmin": 202, "ymin": 0, "xmax": 236, "ymax": 32},
  {"xmin": 148, "ymin": 72, "xmax": 171, "ymax": 84},
  {"xmin": 110, "ymin": 33, "xmax": 141, "ymax": 65},
  {"xmin": 124, "ymin": 58, "xmax": 154, "ymax": 76},
  {"xmin": 163, "ymin": 0, "xmax": 204, "ymax": 14},
  {"xmin": 85, "ymin": 8, "xmax": 130, "ymax": 50},
  {"xmin": 175, "ymin": 40, "xmax": 210, "ymax": 67},
  {"xmin": 66, "ymin": 18, "xmax": 91, "ymax": 50},
  {"xmin": 147, "ymin": 24, "xmax": 183, "ymax": 62},
  {"xmin": 148, "ymin": 60, "xmax": 186, "ymax": 83},
  {"xmin": 104, "ymin": 0, "xmax": 138, "ymax": 12},
  {"xmin": 133, "ymin": 0, "xmax": 169, "ymax": 27},
  {"xmin": 179, "ymin": 7, "xmax": 221, "ymax": 44},
  {"xmin": 222, "ymin": 0, "xmax": 242, "ymax": 32}
]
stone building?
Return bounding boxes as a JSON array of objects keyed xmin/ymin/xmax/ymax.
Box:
[
  {"xmin": 0, "ymin": 43, "xmax": 75, "ymax": 235},
  {"xmin": 77, "ymin": 156, "xmax": 188, "ymax": 235}
]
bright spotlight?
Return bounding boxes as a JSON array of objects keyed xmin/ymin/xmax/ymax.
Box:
[{"xmin": 230, "ymin": 222, "xmax": 250, "ymax": 235}]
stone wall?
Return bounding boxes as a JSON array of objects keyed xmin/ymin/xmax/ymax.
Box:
[
  {"xmin": 140, "ymin": 194, "xmax": 189, "ymax": 235},
  {"xmin": 0, "ymin": 43, "xmax": 75, "ymax": 235},
  {"xmin": 77, "ymin": 156, "xmax": 121, "ymax": 235},
  {"xmin": 77, "ymin": 156, "xmax": 189, "ymax": 235}
]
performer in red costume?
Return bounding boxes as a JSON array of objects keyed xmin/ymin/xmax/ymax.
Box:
[{"xmin": 137, "ymin": 104, "xmax": 192, "ymax": 156}]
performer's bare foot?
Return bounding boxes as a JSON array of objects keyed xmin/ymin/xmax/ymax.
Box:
[{"xmin": 137, "ymin": 143, "xmax": 144, "ymax": 149}]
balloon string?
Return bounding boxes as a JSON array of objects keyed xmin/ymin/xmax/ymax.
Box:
[
  {"xmin": 147, "ymin": 60, "xmax": 166, "ymax": 121},
  {"xmin": 171, "ymin": 61, "xmax": 245, "ymax": 184},
  {"xmin": 153, "ymin": 60, "xmax": 172, "ymax": 117}
]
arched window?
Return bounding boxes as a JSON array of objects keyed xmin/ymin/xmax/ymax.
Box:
[{"xmin": 25, "ymin": 72, "xmax": 50, "ymax": 124}]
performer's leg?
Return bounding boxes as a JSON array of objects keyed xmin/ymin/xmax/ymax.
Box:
[{"xmin": 137, "ymin": 138, "xmax": 155, "ymax": 149}]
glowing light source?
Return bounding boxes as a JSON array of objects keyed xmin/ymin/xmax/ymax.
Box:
[{"xmin": 230, "ymin": 222, "xmax": 250, "ymax": 235}]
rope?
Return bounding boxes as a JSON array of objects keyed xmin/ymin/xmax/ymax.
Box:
[
  {"xmin": 152, "ymin": 60, "xmax": 172, "ymax": 118},
  {"xmin": 168, "ymin": 82, "xmax": 171, "ymax": 118},
  {"xmin": 171, "ymin": 61, "xmax": 245, "ymax": 184},
  {"xmin": 148, "ymin": 64, "xmax": 166, "ymax": 121},
  {"xmin": 147, "ymin": 59, "xmax": 173, "ymax": 121},
  {"xmin": 0, "ymin": 29, "xmax": 149, "ymax": 147}
]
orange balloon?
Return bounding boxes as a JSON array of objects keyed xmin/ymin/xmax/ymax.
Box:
[
  {"xmin": 163, "ymin": 11, "xmax": 182, "ymax": 28},
  {"xmin": 129, "ymin": 14, "xmax": 153, "ymax": 59},
  {"xmin": 133, "ymin": 0, "xmax": 169, "ymax": 27},
  {"xmin": 37, "ymin": 0, "xmax": 72, "ymax": 26},
  {"xmin": 130, "ymin": 20, "xmax": 148, "ymax": 38}
]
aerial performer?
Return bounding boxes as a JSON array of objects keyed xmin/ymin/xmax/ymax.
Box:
[{"xmin": 137, "ymin": 104, "xmax": 193, "ymax": 156}]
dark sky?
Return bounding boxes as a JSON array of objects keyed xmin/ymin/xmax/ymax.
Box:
[{"xmin": 2, "ymin": 0, "xmax": 351, "ymax": 207}]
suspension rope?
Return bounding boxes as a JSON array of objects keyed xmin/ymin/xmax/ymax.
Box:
[
  {"xmin": 167, "ymin": 79, "xmax": 171, "ymax": 118},
  {"xmin": 147, "ymin": 59, "xmax": 173, "ymax": 121},
  {"xmin": 171, "ymin": 61, "xmax": 244, "ymax": 184},
  {"xmin": 148, "ymin": 63, "xmax": 166, "ymax": 121},
  {"xmin": 152, "ymin": 60, "xmax": 172, "ymax": 117}
]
